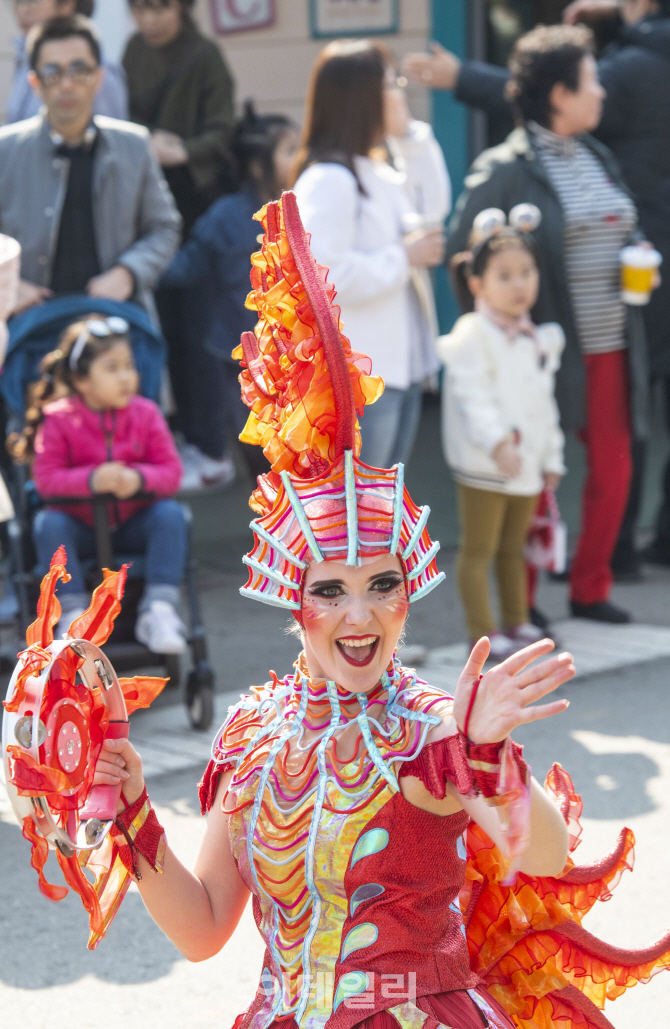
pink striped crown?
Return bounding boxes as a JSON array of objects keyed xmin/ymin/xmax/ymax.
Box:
[{"xmin": 241, "ymin": 451, "xmax": 444, "ymax": 610}]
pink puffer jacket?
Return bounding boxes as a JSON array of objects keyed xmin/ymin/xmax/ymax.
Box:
[{"xmin": 33, "ymin": 394, "xmax": 182, "ymax": 528}]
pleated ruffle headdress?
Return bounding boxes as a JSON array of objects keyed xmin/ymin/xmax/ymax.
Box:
[{"xmin": 233, "ymin": 191, "xmax": 445, "ymax": 610}]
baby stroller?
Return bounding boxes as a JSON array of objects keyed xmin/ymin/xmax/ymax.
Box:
[{"xmin": 1, "ymin": 295, "xmax": 216, "ymax": 731}]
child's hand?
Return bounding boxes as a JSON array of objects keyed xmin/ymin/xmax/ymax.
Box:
[
  {"xmin": 92, "ymin": 463, "xmax": 141, "ymax": 498},
  {"xmin": 115, "ymin": 468, "xmax": 142, "ymax": 499},
  {"xmin": 492, "ymin": 439, "xmax": 522, "ymax": 479},
  {"xmin": 91, "ymin": 461, "xmax": 126, "ymax": 494},
  {"xmin": 543, "ymin": 472, "xmax": 562, "ymax": 492}
]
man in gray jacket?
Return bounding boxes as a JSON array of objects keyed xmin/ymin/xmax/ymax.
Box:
[{"xmin": 0, "ymin": 15, "xmax": 180, "ymax": 319}]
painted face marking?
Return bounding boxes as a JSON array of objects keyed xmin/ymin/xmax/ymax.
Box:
[{"xmin": 301, "ymin": 556, "xmax": 408, "ymax": 691}]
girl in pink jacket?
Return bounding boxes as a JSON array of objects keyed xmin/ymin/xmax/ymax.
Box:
[{"xmin": 26, "ymin": 315, "xmax": 187, "ymax": 653}]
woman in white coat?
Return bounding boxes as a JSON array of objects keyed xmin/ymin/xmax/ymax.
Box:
[{"xmin": 293, "ymin": 39, "xmax": 450, "ymax": 468}]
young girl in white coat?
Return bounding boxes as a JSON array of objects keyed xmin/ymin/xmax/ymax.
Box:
[{"xmin": 440, "ymin": 208, "xmax": 565, "ymax": 660}]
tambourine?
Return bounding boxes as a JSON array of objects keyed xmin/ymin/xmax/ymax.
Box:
[
  {"xmin": 1, "ymin": 547, "xmax": 166, "ymax": 948},
  {"xmin": 2, "ymin": 637, "xmax": 128, "ymax": 856}
]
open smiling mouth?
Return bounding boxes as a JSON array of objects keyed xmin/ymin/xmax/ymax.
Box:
[{"xmin": 336, "ymin": 635, "xmax": 380, "ymax": 667}]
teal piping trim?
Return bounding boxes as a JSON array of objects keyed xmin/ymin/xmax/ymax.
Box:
[
  {"xmin": 280, "ymin": 471, "xmax": 324, "ymax": 564},
  {"xmin": 245, "ymin": 679, "xmax": 309, "ymax": 1024},
  {"xmin": 389, "ymin": 463, "xmax": 405, "ymax": 555},
  {"xmin": 356, "ymin": 692, "xmax": 398, "ymax": 793},
  {"xmin": 239, "ymin": 587, "xmax": 301, "ymax": 610},
  {"xmin": 296, "ymin": 679, "xmax": 342, "ymax": 1022},
  {"xmin": 250, "ymin": 520, "xmax": 307, "ymax": 569},
  {"xmin": 344, "ymin": 450, "xmax": 359, "ymax": 566},
  {"xmin": 406, "ymin": 540, "xmax": 440, "ymax": 581},
  {"xmin": 243, "ymin": 555, "xmax": 302, "ymax": 591},
  {"xmin": 401, "ymin": 505, "xmax": 431, "ymax": 560},
  {"xmin": 408, "ymin": 571, "xmax": 446, "ymax": 604}
]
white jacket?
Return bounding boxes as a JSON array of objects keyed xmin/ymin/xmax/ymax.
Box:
[
  {"xmin": 439, "ymin": 313, "xmax": 566, "ymax": 496},
  {"xmin": 293, "ymin": 121, "xmax": 450, "ymax": 390}
]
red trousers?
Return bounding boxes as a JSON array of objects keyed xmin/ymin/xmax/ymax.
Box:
[{"xmin": 570, "ymin": 349, "xmax": 632, "ymax": 605}]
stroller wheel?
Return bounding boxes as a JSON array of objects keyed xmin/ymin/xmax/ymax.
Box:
[
  {"xmin": 186, "ymin": 666, "xmax": 214, "ymax": 732},
  {"xmin": 164, "ymin": 653, "xmax": 182, "ymax": 689}
]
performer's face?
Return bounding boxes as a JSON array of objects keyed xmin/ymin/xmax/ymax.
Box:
[{"xmin": 302, "ymin": 554, "xmax": 409, "ymax": 693}]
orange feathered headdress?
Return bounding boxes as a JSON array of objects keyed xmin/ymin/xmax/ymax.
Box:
[{"xmin": 234, "ymin": 191, "xmax": 444, "ymax": 609}]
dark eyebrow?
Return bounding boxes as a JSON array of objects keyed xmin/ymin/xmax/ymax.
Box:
[
  {"xmin": 307, "ymin": 578, "xmax": 345, "ymax": 588},
  {"xmin": 367, "ymin": 569, "xmax": 403, "ymax": 582}
]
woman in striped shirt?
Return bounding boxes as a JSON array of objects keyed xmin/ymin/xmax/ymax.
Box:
[{"xmin": 447, "ymin": 24, "xmax": 654, "ymax": 626}]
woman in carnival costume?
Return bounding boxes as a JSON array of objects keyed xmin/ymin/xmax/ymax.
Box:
[{"xmin": 92, "ymin": 192, "xmax": 670, "ymax": 1028}]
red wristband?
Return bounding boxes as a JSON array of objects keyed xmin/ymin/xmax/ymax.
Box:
[
  {"xmin": 111, "ymin": 787, "xmax": 166, "ymax": 879},
  {"xmin": 462, "ymin": 736, "xmax": 529, "ymax": 800}
]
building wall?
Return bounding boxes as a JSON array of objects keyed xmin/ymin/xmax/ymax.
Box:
[
  {"xmin": 192, "ymin": 0, "xmax": 431, "ymax": 126},
  {"xmin": 0, "ymin": 5, "xmax": 15, "ymax": 114},
  {"xmin": 0, "ymin": 0, "xmax": 431, "ymax": 125}
]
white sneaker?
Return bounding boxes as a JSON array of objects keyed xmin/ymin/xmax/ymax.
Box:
[
  {"xmin": 135, "ymin": 600, "xmax": 187, "ymax": 654},
  {"xmin": 199, "ymin": 453, "xmax": 236, "ymax": 488},
  {"xmin": 179, "ymin": 444, "xmax": 236, "ymax": 491},
  {"xmin": 179, "ymin": 443, "xmax": 205, "ymax": 492},
  {"xmin": 55, "ymin": 607, "xmax": 88, "ymax": 639},
  {"xmin": 509, "ymin": 622, "xmax": 545, "ymax": 644},
  {"xmin": 486, "ymin": 632, "xmax": 522, "ymax": 661}
]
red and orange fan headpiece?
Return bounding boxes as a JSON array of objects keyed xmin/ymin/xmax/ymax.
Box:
[{"xmin": 235, "ymin": 191, "xmax": 445, "ymax": 608}]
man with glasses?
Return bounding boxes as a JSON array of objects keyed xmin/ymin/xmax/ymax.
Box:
[
  {"xmin": 0, "ymin": 14, "xmax": 180, "ymax": 318},
  {"xmin": 7, "ymin": 0, "xmax": 127, "ymax": 124}
]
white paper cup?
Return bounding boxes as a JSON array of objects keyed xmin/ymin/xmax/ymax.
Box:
[{"xmin": 620, "ymin": 245, "xmax": 662, "ymax": 305}]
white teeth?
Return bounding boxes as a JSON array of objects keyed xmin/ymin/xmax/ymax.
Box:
[{"xmin": 337, "ymin": 636, "xmax": 378, "ymax": 648}]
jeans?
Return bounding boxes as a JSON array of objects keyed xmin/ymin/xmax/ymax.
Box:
[
  {"xmin": 358, "ymin": 383, "xmax": 423, "ymax": 468},
  {"xmin": 33, "ymin": 500, "xmax": 188, "ymax": 605},
  {"xmin": 156, "ymin": 284, "xmax": 229, "ymax": 460}
]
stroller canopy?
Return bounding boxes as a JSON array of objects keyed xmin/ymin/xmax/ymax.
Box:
[{"xmin": 2, "ymin": 296, "xmax": 166, "ymax": 416}]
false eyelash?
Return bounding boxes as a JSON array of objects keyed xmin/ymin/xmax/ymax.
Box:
[
  {"xmin": 372, "ymin": 576, "xmax": 404, "ymax": 591},
  {"xmin": 307, "ymin": 585, "xmax": 343, "ymax": 598}
]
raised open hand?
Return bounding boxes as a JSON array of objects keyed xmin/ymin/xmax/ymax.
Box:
[{"xmin": 453, "ymin": 637, "xmax": 574, "ymax": 745}]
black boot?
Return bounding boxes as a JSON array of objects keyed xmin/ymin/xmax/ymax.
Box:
[{"xmin": 570, "ymin": 600, "xmax": 631, "ymax": 624}]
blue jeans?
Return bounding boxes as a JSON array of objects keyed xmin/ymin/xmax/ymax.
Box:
[
  {"xmin": 359, "ymin": 383, "xmax": 423, "ymax": 468},
  {"xmin": 33, "ymin": 500, "xmax": 188, "ymax": 602}
]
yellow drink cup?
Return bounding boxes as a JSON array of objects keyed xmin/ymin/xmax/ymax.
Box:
[{"xmin": 620, "ymin": 245, "xmax": 662, "ymax": 305}]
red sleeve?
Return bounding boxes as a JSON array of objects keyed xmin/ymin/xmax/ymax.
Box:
[
  {"xmin": 198, "ymin": 759, "xmax": 234, "ymax": 815},
  {"xmin": 399, "ymin": 735, "xmax": 528, "ymax": 802},
  {"xmin": 128, "ymin": 402, "xmax": 182, "ymax": 496},
  {"xmin": 399, "ymin": 734, "xmax": 475, "ymax": 798},
  {"xmin": 33, "ymin": 416, "xmax": 96, "ymax": 498}
]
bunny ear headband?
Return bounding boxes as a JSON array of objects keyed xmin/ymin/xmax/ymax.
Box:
[{"xmin": 452, "ymin": 204, "xmax": 542, "ymax": 277}]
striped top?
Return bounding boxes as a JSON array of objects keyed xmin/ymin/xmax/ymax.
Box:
[{"xmin": 530, "ymin": 122, "xmax": 637, "ymax": 354}]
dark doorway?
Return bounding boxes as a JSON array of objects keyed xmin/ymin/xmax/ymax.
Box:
[{"xmin": 475, "ymin": 0, "xmax": 571, "ymax": 147}]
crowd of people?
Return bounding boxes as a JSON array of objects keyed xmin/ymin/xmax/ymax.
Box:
[{"xmin": 0, "ymin": 0, "xmax": 669, "ymax": 658}]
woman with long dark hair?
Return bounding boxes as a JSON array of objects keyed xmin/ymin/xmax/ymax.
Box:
[{"xmin": 293, "ymin": 39, "xmax": 450, "ymax": 469}]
